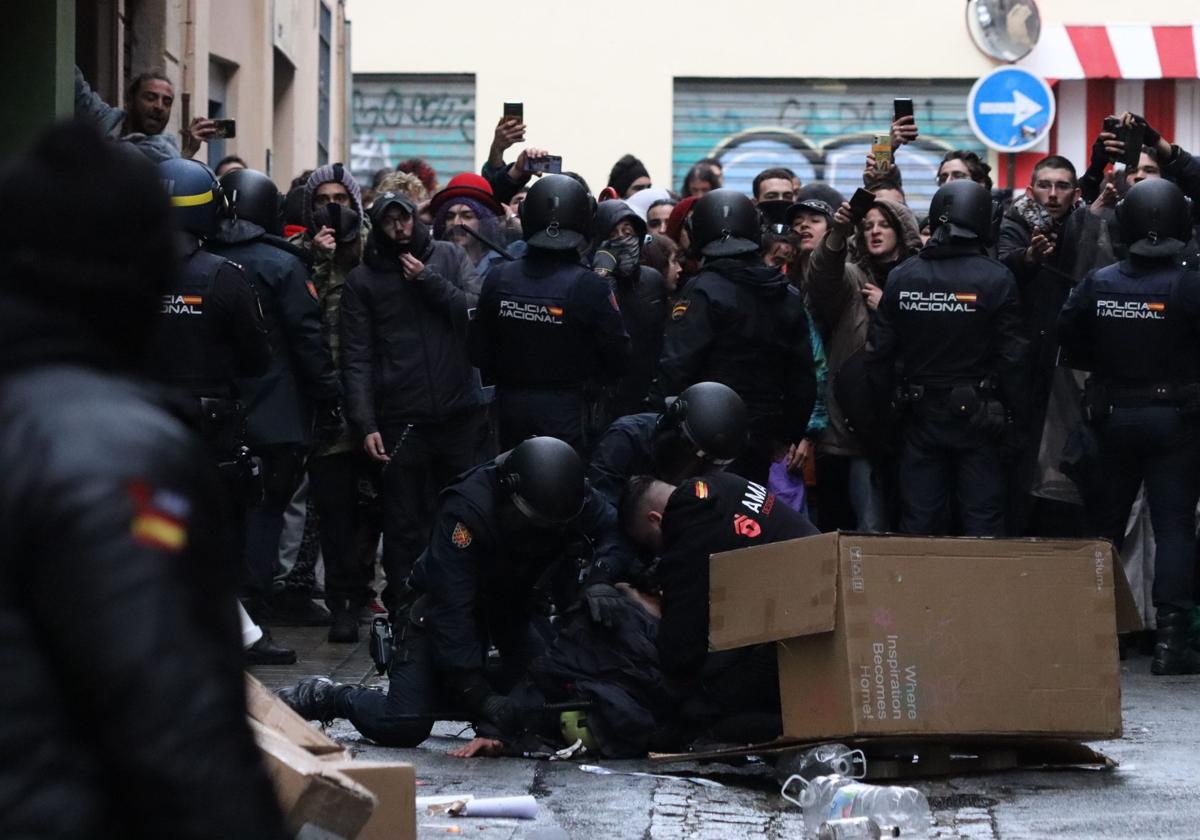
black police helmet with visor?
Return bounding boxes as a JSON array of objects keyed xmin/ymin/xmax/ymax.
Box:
[
  {"xmin": 220, "ymin": 167, "xmax": 282, "ymax": 235},
  {"xmin": 521, "ymin": 174, "xmax": 593, "ymax": 251},
  {"xmin": 653, "ymin": 382, "xmax": 748, "ymax": 483},
  {"xmin": 1117, "ymin": 177, "xmax": 1192, "ymax": 258},
  {"xmin": 159, "ymin": 157, "xmax": 224, "ymax": 238},
  {"xmin": 689, "ymin": 188, "xmax": 762, "ymax": 258},
  {"xmin": 496, "ymin": 436, "xmax": 588, "ymax": 529},
  {"xmin": 927, "ymin": 179, "xmax": 993, "ymax": 245}
]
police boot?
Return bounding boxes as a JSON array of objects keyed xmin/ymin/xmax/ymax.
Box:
[
  {"xmin": 327, "ymin": 599, "xmax": 359, "ymax": 644},
  {"xmin": 277, "ymin": 677, "xmax": 353, "ymax": 723},
  {"xmin": 244, "ymin": 628, "xmax": 297, "ymax": 666},
  {"xmin": 1150, "ymin": 606, "xmax": 1200, "ymax": 675}
]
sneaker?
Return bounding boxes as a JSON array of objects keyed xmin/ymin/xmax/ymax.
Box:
[{"xmin": 245, "ymin": 630, "xmax": 297, "ymax": 666}]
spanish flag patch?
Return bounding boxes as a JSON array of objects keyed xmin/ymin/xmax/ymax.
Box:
[
  {"xmin": 671, "ymin": 300, "xmax": 690, "ymax": 321},
  {"xmin": 451, "ymin": 521, "xmax": 473, "ymax": 548},
  {"xmin": 694, "ymin": 480, "xmax": 709, "ymax": 499},
  {"xmin": 128, "ymin": 480, "xmax": 189, "ymax": 552}
]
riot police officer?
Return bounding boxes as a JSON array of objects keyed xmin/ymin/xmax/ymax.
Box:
[
  {"xmin": 468, "ymin": 175, "xmax": 631, "ymax": 453},
  {"xmin": 278, "ymin": 437, "xmax": 628, "ymax": 746},
  {"xmin": 653, "ymin": 189, "xmax": 816, "ymax": 485},
  {"xmin": 151, "ymin": 159, "xmax": 293, "ymax": 664},
  {"xmin": 867, "ymin": 180, "xmax": 1029, "ymax": 537},
  {"xmin": 207, "ymin": 168, "xmax": 341, "ymax": 622},
  {"xmin": 620, "ymin": 470, "xmax": 818, "ymax": 736},
  {"xmin": 1059, "ymin": 178, "xmax": 1200, "ymax": 675},
  {"xmin": 588, "ymin": 380, "xmax": 748, "ymax": 507}
]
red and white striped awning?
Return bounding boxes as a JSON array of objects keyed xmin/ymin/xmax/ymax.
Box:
[{"xmin": 1018, "ymin": 23, "xmax": 1200, "ymax": 79}]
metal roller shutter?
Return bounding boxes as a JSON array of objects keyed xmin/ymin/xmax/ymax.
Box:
[
  {"xmin": 673, "ymin": 79, "xmax": 986, "ymax": 214},
  {"xmin": 350, "ymin": 73, "xmax": 476, "ymax": 187}
]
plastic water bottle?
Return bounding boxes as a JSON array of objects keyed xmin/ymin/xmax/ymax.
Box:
[
  {"xmin": 782, "ymin": 775, "xmax": 931, "ymax": 838},
  {"xmin": 818, "ymin": 817, "xmax": 899, "ymax": 840},
  {"xmin": 774, "ymin": 743, "xmax": 867, "ymax": 784}
]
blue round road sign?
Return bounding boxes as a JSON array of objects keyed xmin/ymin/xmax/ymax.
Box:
[{"xmin": 967, "ymin": 66, "xmax": 1055, "ymax": 153}]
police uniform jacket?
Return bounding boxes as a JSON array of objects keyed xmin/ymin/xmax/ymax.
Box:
[
  {"xmin": 208, "ymin": 220, "xmax": 339, "ymax": 446},
  {"xmin": 587, "ymin": 412, "xmax": 658, "ymax": 507},
  {"xmin": 656, "ymin": 471, "xmax": 818, "ymax": 681}
]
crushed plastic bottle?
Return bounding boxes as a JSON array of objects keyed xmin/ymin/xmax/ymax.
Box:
[
  {"xmin": 818, "ymin": 816, "xmax": 900, "ymax": 840},
  {"xmin": 774, "ymin": 743, "xmax": 867, "ymax": 784},
  {"xmin": 781, "ymin": 774, "xmax": 931, "ymax": 839}
]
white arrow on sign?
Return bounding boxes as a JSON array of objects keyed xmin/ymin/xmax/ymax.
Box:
[{"xmin": 978, "ymin": 90, "xmax": 1044, "ymax": 127}]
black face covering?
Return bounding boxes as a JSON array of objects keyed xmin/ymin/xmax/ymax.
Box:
[{"xmin": 312, "ymin": 203, "xmax": 362, "ymax": 243}]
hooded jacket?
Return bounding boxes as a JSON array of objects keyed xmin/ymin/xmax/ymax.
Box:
[
  {"xmin": 805, "ymin": 198, "xmax": 922, "ymax": 457},
  {"xmin": 655, "ymin": 256, "xmax": 815, "ymax": 441},
  {"xmin": 0, "ymin": 122, "xmax": 283, "ymax": 839},
  {"xmin": 339, "ymin": 220, "xmax": 484, "ymax": 434}
]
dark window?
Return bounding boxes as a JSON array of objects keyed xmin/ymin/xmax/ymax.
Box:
[{"xmin": 318, "ymin": 2, "xmax": 331, "ymax": 165}]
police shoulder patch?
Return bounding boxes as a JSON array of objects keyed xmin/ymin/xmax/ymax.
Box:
[
  {"xmin": 693, "ymin": 480, "xmax": 709, "ymax": 499},
  {"xmin": 671, "ymin": 299, "xmax": 690, "ymax": 321},
  {"xmin": 451, "ymin": 521, "xmax": 473, "ymax": 548}
]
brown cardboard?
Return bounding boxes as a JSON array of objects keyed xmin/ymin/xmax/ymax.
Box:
[
  {"xmin": 251, "ymin": 719, "xmax": 376, "ymax": 838},
  {"xmin": 245, "ymin": 674, "xmax": 348, "ymax": 757},
  {"xmin": 707, "ymin": 534, "xmax": 1135, "ymax": 744},
  {"xmin": 327, "ymin": 761, "xmax": 417, "ymax": 840}
]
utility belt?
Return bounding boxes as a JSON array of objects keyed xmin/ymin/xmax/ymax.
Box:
[
  {"xmin": 1083, "ymin": 380, "xmax": 1200, "ymax": 420},
  {"xmin": 896, "ymin": 379, "xmax": 1007, "ymax": 437}
]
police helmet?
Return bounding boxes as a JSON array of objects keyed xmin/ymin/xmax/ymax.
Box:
[
  {"xmin": 220, "ymin": 168, "xmax": 282, "ymax": 235},
  {"xmin": 654, "ymin": 382, "xmax": 747, "ymax": 482},
  {"xmin": 1117, "ymin": 178, "xmax": 1192, "ymax": 258},
  {"xmin": 521, "ymin": 175, "xmax": 593, "ymax": 251},
  {"xmin": 689, "ymin": 189, "xmax": 762, "ymax": 258},
  {"xmin": 497, "ymin": 437, "xmax": 587, "ymax": 527},
  {"xmin": 928, "ymin": 180, "xmax": 992, "ymax": 243},
  {"xmin": 159, "ymin": 158, "xmax": 223, "ymax": 238}
]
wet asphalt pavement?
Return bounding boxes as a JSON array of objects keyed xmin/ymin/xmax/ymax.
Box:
[{"xmin": 253, "ymin": 624, "xmax": 1200, "ymax": 839}]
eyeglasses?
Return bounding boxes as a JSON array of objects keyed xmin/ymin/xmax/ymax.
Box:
[{"xmin": 1034, "ymin": 180, "xmax": 1075, "ymax": 193}]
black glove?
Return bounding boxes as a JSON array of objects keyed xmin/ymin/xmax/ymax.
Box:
[
  {"xmin": 1128, "ymin": 113, "xmax": 1162, "ymax": 148},
  {"xmin": 479, "ymin": 694, "xmax": 520, "ymax": 734},
  {"xmin": 583, "ymin": 582, "xmax": 624, "ymax": 628},
  {"xmin": 592, "ymin": 249, "xmax": 618, "ymax": 276},
  {"xmin": 313, "ymin": 399, "xmax": 344, "ymax": 445},
  {"xmin": 1088, "ymin": 133, "xmax": 1110, "ymax": 173}
]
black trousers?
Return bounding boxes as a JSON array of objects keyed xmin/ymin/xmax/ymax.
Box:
[
  {"xmin": 898, "ymin": 405, "xmax": 1006, "ymax": 537},
  {"xmin": 307, "ymin": 450, "xmax": 374, "ymax": 606},
  {"xmin": 1087, "ymin": 406, "xmax": 1200, "ymax": 609},
  {"xmin": 243, "ymin": 444, "xmax": 307, "ymax": 594},
  {"xmin": 378, "ymin": 411, "xmax": 484, "ymax": 610},
  {"xmin": 495, "ymin": 387, "xmax": 586, "ymax": 454}
]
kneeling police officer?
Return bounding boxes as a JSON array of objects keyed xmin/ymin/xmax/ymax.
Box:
[
  {"xmin": 1059, "ymin": 178, "xmax": 1200, "ymax": 675},
  {"xmin": 867, "ymin": 180, "xmax": 1029, "ymax": 537},
  {"xmin": 278, "ymin": 437, "xmax": 628, "ymax": 746}
]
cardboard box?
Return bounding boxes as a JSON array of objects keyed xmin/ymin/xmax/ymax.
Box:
[
  {"xmin": 708, "ymin": 534, "xmax": 1140, "ymax": 743},
  {"xmin": 251, "ymin": 719, "xmax": 376, "ymax": 838},
  {"xmin": 327, "ymin": 760, "xmax": 417, "ymax": 840},
  {"xmin": 245, "ymin": 674, "xmax": 348, "ymax": 758}
]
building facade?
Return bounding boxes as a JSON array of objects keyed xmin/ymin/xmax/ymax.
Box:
[
  {"xmin": 346, "ymin": 0, "xmax": 1199, "ymax": 211},
  {"xmin": 7, "ymin": 0, "xmax": 351, "ymax": 190}
]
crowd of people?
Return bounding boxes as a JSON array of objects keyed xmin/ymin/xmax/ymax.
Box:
[{"xmin": 4, "ymin": 66, "xmax": 1200, "ymax": 834}]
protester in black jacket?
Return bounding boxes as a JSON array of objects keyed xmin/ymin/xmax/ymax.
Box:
[
  {"xmin": 341, "ymin": 191, "xmax": 485, "ymax": 609},
  {"xmin": 0, "ymin": 122, "xmax": 283, "ymax": 839}
]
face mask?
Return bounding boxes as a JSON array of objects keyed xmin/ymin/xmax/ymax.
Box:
[
  {"xmin": 312, "ymin": 203, "xmax": 362, "ymax": 243},
  {"xmin": 608, "ymin": 233, "xmax": 642, "ymax": 278}
]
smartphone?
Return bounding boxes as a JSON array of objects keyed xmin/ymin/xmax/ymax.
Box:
[
  {"xmin": 872, "ymin": 134, "xmax": 893, "ymax": 174},
  {"xmin": 1102, "ymin": 116, "xmax": 1120, "ymax": 134},
  {"xmin": 211, "ymin": 118, "xmax": 236, "ymax": 139},
  {"xmin": 893, "ymin": 97, "xmax": 914, "ymax": 122},
  {"xmin": 503, "ymin": 102, "xmax": 523, "ymax": 122},
  {"xmin": 849, "ymin": 187, "xmax": 875, "ymax": 223},
  {"xmin": 523, "ymin": 154, "xmax": 562, "ymax": 175},
  {"xmin": 1119, "ymin": 123, "xmax": 1145, "ymax": 169}
]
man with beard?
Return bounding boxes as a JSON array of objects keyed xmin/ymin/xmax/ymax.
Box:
[
  {"xmin": 74, "ymin": 67, "xmax": 218, "ymax": 162},
  {"xmin": 341, "ymin": 191, "xmax": 485, "ymax": 614},
  {"xmin": 431, "ymin": 172, "xmax": 522, "ymax": 279},
  {"xmin": 653, "ymin": 189, "xmax": 816, "ymax": 485}
]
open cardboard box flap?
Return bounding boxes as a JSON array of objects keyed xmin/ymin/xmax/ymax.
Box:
[
  {"xmin": 246, "ymin": 673, "xmax": 347, "ymax": 757},
  {"xmin": 709, "ymin": 531, "xmax": 840, "ymax": 651}
]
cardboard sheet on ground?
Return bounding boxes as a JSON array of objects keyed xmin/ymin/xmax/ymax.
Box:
[{"xmin": 660, "ymin": 534, "xmax": 1138, "ymax": 771}]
